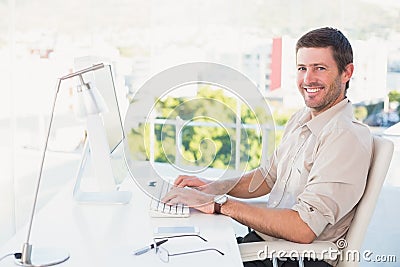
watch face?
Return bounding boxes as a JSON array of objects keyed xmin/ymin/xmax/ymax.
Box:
[{"xmin": 215, "ymin": 194, "xmax": 227, "ymax": 205}]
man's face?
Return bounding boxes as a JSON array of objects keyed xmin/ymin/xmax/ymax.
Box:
[{"xmin": 296, "ymin": 47, "xmax": 352, "ymax": 116}]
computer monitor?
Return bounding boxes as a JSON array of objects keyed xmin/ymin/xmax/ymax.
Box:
[
  {"xmin": 75, "ymin": 58, "xmax": 125, "ymax": 153},
  {"xmin": 94, "ymin": 66, "xmax": 125, "ymax": 153},
  {"xmin": 73, "ymin": 58, "xmax": 131, "ymax": 204}
]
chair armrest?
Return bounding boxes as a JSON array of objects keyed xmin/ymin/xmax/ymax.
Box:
[{"xmin": 239, "ymin": 240, "xmax": 338, "ymax": 262}]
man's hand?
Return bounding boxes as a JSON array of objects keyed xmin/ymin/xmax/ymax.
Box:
[
  {"xmin": 174, "ymin": 175, "xmax": 210, "ymax": 188},
  {"xmin": 174, "ymin": 175, "xmax": 221, "ymax": 194},
  {"xmin": 174, "ymin": 175, "xmax": 236, "ymax": 196},
  {"xmin": 161, "ymin": 186, "xmax": 215, "ymax": 214}
]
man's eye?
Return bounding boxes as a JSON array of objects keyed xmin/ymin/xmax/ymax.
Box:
[
  {"xmin": 298, "ymin": 67, "xmax": 306, "ymax": 71},
  {"xmin": 316, "ymin": 66, "xmax": 326, "ymax": 71}
]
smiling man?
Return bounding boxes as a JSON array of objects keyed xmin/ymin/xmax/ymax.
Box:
[
  {"xmin": 296, "ymin": 28, "xmax": 354, "ymax": 117},
  {"xmin": 162, "ymin": 27, "xmax": 373, "ymax": 267}
]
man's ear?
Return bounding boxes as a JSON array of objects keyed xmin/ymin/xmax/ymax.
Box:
[{"xmin": 342, "ymin": 63, "xmax": 354, "ymax": 84}]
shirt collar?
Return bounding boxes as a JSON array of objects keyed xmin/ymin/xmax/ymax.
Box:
[{"xmin": 298, "ymin": 98, "xmax": 353, "ymax": 136}]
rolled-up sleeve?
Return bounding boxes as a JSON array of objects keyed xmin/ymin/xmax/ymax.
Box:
[{"xmin": 291, "ymin": 127, "xmax": 372, "ymax": 236}]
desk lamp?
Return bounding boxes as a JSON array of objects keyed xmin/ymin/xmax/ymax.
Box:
[{"xmin": 16, "ymin": 63, "xmax": 109, "ymax": 267}]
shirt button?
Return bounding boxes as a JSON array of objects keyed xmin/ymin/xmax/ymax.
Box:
[{"xmin": 301, "ymin": 134, "xmax": 305, "ymax": 139}]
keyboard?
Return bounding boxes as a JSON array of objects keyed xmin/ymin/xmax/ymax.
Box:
[{"xmin": 149, "ymin": 179, "xmax": 190, "ymax": 218}]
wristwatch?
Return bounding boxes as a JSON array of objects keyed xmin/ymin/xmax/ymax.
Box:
[{"xmin": 214, "ymin": 194, "xmax": 228, "ymax": 214}]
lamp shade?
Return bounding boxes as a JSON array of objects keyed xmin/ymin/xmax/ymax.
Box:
[{"xmin": 75, "ymin": 82, "xmax": 109, "ymax": 118}]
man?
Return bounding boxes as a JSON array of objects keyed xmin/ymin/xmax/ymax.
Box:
[{"xmin": 162, "ymin": 27, "xmax": 373, "ymax": 267}]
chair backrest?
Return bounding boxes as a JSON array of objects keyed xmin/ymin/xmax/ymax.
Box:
[{"xmin": 338, "ymin": 135, "xmax": 394, "ymax": 267}]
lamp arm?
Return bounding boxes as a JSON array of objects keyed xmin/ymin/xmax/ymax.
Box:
[
  {"xmin": 24, "ymin": 63, "xmax": 106, "ymax": 246},
  {"xmin": 20, "ymin": 63, "xmax": 108, "ymax": 265},
  {"xmin": 60, "ymin": 63, "xmax": 104, "ymax": 81},
  {"xmin": 22, "ymin": 78, "xmax": 62, "ymax": 263}
]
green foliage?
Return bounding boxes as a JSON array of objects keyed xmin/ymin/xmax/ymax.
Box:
[
  {"xmin": 127, "ymin": 123, "xmax": 150, "ymax": 161},
  {"xmin": 353, "ymin": 106, "xmax": 368, "ymax": 121},
  {"xmin": 127, "ymin": 85, "xmax": 276, "ymax": 171},
  {"xmin": 388, "ymin": 90, "xmax": 400, "ymax": 103},
  {"xmin": 273, "ymin": 110, "xmax": 292, "ymax": 126}
]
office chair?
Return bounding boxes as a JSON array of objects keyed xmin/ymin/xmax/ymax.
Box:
[{"xmin": 239, "ymin": 135, "xmax": 394, "ymax": 267}]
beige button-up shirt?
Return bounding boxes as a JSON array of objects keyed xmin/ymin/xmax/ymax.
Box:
[{"xmin": 257, "ymin": 99, "xmax": 372, "ymax": 243}]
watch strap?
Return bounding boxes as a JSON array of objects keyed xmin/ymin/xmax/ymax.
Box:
[
  {"xmin": 214, "ymin": 201, "xmax": 222, "ymax": 214},
  {"xmin": 214, "ymin": 194, "xmax": 227, "ymax": 214}
]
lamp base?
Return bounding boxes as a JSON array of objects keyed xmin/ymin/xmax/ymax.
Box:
[{"xmin": 15, "ymin": 248, "xmax": 69, "ymax": 267}]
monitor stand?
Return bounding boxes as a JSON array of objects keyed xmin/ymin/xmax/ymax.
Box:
[{"xmin": 73, "ymin": 141, "xmax": 132, "ymax": 204}]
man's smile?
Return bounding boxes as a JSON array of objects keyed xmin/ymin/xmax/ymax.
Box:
[{"xmin": 303, "ymin": 85, "xmax": 324, "ymax": 94}]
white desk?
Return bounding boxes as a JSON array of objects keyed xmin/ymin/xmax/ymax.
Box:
[{"xmin": 0, "ymin": 162, "xmax": 244, "ymax": 267}]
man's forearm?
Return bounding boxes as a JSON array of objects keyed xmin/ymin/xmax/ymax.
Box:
[
  {"xmin": 221, "ymin": 198, "xmax": 316, "ymax": 244},
  {"xmin": 226, "ymin": 168, "xmax": 270, "ymax": 198}
]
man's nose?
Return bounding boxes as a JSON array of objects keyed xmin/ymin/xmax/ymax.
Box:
[{"xmin": 303, "ymin": 70, "xmax": 316, "ymax": 85}]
